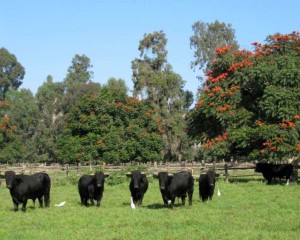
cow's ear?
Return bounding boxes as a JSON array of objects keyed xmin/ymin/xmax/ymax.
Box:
[
  {"xmin": 0, "ymin": 174, "xmax": 4, "ymax": 179},
  {"xmin": 126, "ymin": 173, "xmax": 132, "ymax": 178},
  {"xmin": 153, "ymin": 173, "xmax": 158, "ymax": 179},
  {"xmin": 104, "ymin": 173, "xmax": 109, "ymax": 178}
]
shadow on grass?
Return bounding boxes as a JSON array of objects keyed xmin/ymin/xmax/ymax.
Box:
[
  {"xmin": 146, "ymin": 202, "xmax": 186, "ymax": 210},
  {"xmin": 228, "ymin": 178, "xmax": 264, "ymax": 183},
  {"xmin": 145, "ymin": 203, "xmax": 166, "ymax": 210}
]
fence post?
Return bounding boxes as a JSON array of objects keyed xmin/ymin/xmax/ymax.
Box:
[
  {"xmin": 77, "ymin": 162, "xmax": 81, "ymax": 175},
  {"xmin": 66, "ymin": 164, "xmax": 69, "ymax": 177},
  {"xmin": 291, "ymin": 159, "xmax": 298, "ymax": 183},
  {"xmin": 225, "ymin": 163, "xmax": 229, "ymax": 182}
]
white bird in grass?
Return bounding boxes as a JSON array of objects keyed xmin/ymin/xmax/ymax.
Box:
[
  {"xmin": 217, "ymin": 188, "xmax": 221, "ymax": 197},
  {"xmin": 54, "ymin": 201, "xmax": 66, "ymax": 207},
  {"xmin": 130, "ymin": 197, "xmax": 136, "ymax": 209}
]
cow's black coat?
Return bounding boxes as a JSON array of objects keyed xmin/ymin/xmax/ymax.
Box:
[
  {"xmin": 153, "ymin": 171, "xmax": 194, "ymax": 208},
  {"xmin": 126, "ymin": 170, "xmax": 148, "ymax": 205},
  {"xmin": 255, "ymin": 162, "xmax": 293, "ymax": 184},
  {"xmin": 199, "ymin": 170, "xmax": 216, "ymax": 202},
  {"xmin": 78, "ymin": 171, "xmax": 109, "ymax": 207},
  {"xmin": 3, "ymin": 171, "xmax": 51, "ymax": 211}
]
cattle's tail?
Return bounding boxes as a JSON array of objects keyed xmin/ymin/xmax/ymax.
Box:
[{"xmin": 43, "ymin": 174, "xmax": 51, "ymax": 207}]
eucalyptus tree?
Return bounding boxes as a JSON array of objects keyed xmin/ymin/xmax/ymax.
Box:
[
  {"xmin": 63, "ymin": 54, "xmax": 99, "ymax": 113},
  {"xmin": 100, "ymin": 77, "xmax": 128, "ymax": 103},
  {"xmin": 0, "ymin": 48, "xmax": 25, "ymax": 100},
  {"xmin": 64, "ymin": 54, "xmax": 93, "ymax": 85},
  {"xmin": 35, "ymin": 75, "xmax": 65, "ymax": 162},
  {"xmin": 132, "ymin": 31, "xmax": 193, "ymax": 161},
  {"xmin": 190, "ymin": 20, "xmax": 239, "ymax": 79}
]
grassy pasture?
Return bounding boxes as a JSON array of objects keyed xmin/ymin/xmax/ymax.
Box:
[{"xmin": 0, "ymin": 173, "xmax": 299, "ymax": 240}]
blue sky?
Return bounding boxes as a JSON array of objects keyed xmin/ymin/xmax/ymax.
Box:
[{"xmin": 1, "ymin": 0, "xmax": 299, "ymax": 97}]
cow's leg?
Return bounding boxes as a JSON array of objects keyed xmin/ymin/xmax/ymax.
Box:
[
  {"xmin": 170, "ymin": 197, "xmax": 175, "ymax": 209},
  {"xmin": 44, "ymin": 193, "xmax": 50, "ymax": 207},
  {"xmin": 163, "ymin": 196, "xmax": 168, "ymax": 207},
  {"xmin": 96, "ymin": 195, "xmax": 102, "ymax": 207},
  {"xmin": 90, "ymin": 197, "xmax": 94, "ymax": 206},
  {"xmin": 139, "ymin": 194, "xmax": 144, "ymax": 205},
  {"xmin": 286, "ymin": 179, "xmax": 290, "ymax": 185},
  {"xmin": 38, "ymin": 197, "xmax": 43, "ymax": 208},
  {"xmin": 22, "ymin": 199, "xmax": 28, "ymax": 212},
  {"xmin": 32, "ymin": 198, "xmax": 36, "ymax": 207},
  {"xmin": 79, "ymin": 194, "xmax": 85, "ymax": 206},
  {"xmin": 181, "ymin": 195, "xmax": 186, "ymax": 205},
  {"xmin": 44, "ymin": 192, "xmax": 50, "ymax": 207},
  {"xmin": 188, "ymin": 191, "xmax": 193, "ymax": 205},
  {"xmin": 12, "ymin": 199, "xmax": 19, "ymax": 211}
]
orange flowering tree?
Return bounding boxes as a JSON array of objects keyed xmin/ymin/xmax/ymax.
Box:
[
  {"xmin": 56, "ymin": 93, "xmax": 164, "ymax": 164},
  {"xmin": 187, "ymin": 32, "xmax": 300, "ymax": 161},
  {"xmin": 0, "ymin": 101, "xmax": 20, "ymax": 163}
]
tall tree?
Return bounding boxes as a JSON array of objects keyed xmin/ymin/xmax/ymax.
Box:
[
  {"xmin": 100, "ymin": 77, "xmax": 128, "ymax": 103},
  {"xmin": 4, "ymin": 89, "xmax": 39, "ymax": 162},
  {"xmin": 35, "ymin": 76, "xmax": 65, "ymax": 162},
  {"xmin": 63, "ymin": 54, "xmax": 99, "ymax": 113},
  {"xmin": 190, "ymin": 20, "xmax": 239, "ymax": 77},
  {"xmin": 187, "ymin": 32, "xmax": 300, "ymax": 162},
  {"xmin": 132, "ymin": 31, "xmax": 193, "ymax": 161},
  {"xmin": 0, "ymin": 48, "xmax": 25, "ymax": 100},
  {"xmin": 64, "ymin": 54, "xmax": 93, "ymax": 86}
]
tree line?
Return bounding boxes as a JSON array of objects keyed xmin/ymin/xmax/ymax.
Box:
[{"xmin": 0, "ymin": 20, "xmax": 299, "ymax": 164}]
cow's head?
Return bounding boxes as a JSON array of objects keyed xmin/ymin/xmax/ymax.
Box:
[
  {"xmin": 4, "ymin": 171, "xmax": 21, "ymax": 189},
  {"xmin": 206, "ymin": 170, "xmax": 216, "ymax": 187},
  {"xmin": 126, "ymin": 170, "xmax": 146, "ymax": 189},
  {"xmin": 94, "ymin": 171, "xmax": 109, "ymax": 188},
  {"xmin": 153, "ymin": 172, "xmax": 173, "ymax": 191},
  {"xmin": 255, "ymin": 162, "xmax": 266, "ymax": 173}
]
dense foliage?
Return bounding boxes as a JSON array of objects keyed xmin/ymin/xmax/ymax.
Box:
[
  {"xmin": 187, "ymin": 32, "xmax": 300, "ymax": 161},
  {"xmin": 56, "ymin": 94, "xmax": 164, "ymax": 164}
]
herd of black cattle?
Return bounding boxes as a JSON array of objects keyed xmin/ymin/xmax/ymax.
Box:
[{"xmin": 0, "ymin": 162, "xmax": 295, "ymax": 212}]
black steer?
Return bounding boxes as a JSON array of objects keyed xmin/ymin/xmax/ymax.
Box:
[
  {"xmin": 126, "ymin": 170, "xmax": 148, "ymax": 206},
  {"xmin": 153, "ymin": 171, "xmax": 194, "ymax": 209},
  {"xmin": 78, "ymin": 171, "xmax": 109, "ymax": 207},
  {"xmin": 3, "ymin": 171, "xmax": 51, "ymax": 211},
  {"xmin": 199, "ymin": 169, "xmax": 216, "ymax": 202},
  {"xmin": 255, "ymin": 162, "xmax": 293, "ymax": 185}
]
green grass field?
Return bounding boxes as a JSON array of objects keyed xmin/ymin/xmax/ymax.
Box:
[{"xmin": 0, "ymin": 174, "xmax": 299, "ymax": 240}]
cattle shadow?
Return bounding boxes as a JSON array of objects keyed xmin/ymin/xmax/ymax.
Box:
[
  {"xmin": 145, "ymin": 203, "xmax": 166, "ymax": 210},
  {"xmin": 228, "ymin": 178, "xmax": 263, "ymax": 183},
  {"xmin": 146, "ymin": 202, "xmax": 185, "ymax": 210}
]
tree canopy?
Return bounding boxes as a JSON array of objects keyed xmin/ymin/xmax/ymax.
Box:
[
  {"xmin": 0, "ymin": 48, "xmax": 25, "ymax": 100},
  {"xmin": 190, "ymin": 20, "xmax": 239, "ymax": 78},
  {"xmin": 187, "ymin": 31, "xmax": 300, "ymax": 161},
  {"xmin": 56, "ymin": 94, "xmax": 164, "ymax": 164}
]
